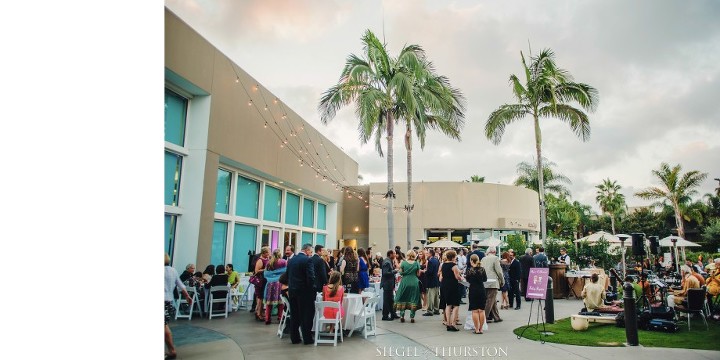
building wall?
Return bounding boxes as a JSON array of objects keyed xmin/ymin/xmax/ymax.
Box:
[
  {"xmin": 165, "ymin": 8, "xmax": 357, "ymax": 269},
  {"xmin": 368, "ymin": 182, "xmax": 540, "ymax": 252}
]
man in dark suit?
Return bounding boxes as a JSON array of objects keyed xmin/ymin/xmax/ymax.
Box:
[
  {"xmin": 467, "ymin": 243, "xmax": 485, "ymax": 265},
  {"xmin": 519, "ymin": 248, "xmax": 534, "ymax": 301},
  {"xmin": 423, "ymin": 248, "xmax": 441, "ymax": 316},
  {"xmin": 381, "ymin": 249, "xmax": 398, "ymax": 321},
  {"xmin": 286, "ymin": 243, "xmax": 316, "ymax": 345},
  {"xmin": 311, "ymin": 244, "xmax": 328, "ymax": 293},
  {"xmin": 508, "ymin": 249, "xmax": 522, "ymax": 310}
]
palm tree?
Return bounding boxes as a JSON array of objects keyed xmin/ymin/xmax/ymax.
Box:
[
  {"xmin": 469, "ymin": 175, "xmax": 485, "ymax": 183},
  {"xmin": 595, "ymin": 178, "xmax": 626, "ymax": 234},
  {"xmin": 485, "ymin": 48, "xmax": 599, "ymax": 244},
  {"xmin": 635, "ymin": 162, "xmax": 708, "ymax": 239},
  {"xmin": 319, "ymin": 30, "xmax": 451, "ymax": 250},
  {"xmin": 513, "ymin": 158, "xmax": 572, "ymax": 197},
  {"xmin": 399, "ymin": 59, "xmax": 465, "ymax": 250}
]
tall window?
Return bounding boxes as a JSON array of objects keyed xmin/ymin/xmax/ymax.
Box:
[
  {"xmin": 233, "ymin": 224, "xmax": 257, "ymax": 273},
  {"xmin": 164, "ymin": 215, "xmax": 178, "ymax": 259},
  {"xmin": 285, "ymin": 193, "xmax": 300, "ymax": 225},
  {"xmin": 303, "ymin": 199, "xmax": 315, "ymax": 227},
  {"xmin": 236, "ymin": 176, "xmax": 259, "ymax": 218},
  {"xmin": 215, "ymin": 169, "xmax": 232, "ymax": 213},
  {"xmin": 302, "ymin": 232, "xmax": 313, "ymax": 247},
  {"xmin": 164, "ymin": 151, "xmax": 182, "ymax": 206},
  {"xmin": 316, "ymin": 233, "xmax": 326, "ymax": 247},
  {"xmin": 263, "ymin": 185, "xmax": 282, "ymax": 222},
  {"xmin": 165, "ymin": 89, "xmax": 187, "ymax": 146},
  {"xmin": 211, "ymin": 221, "xmax": 228, "ymax": 265},
  {"xmin": 164, "ymin": 89, "xmax": 188, "ymax": 263},
  {"xmin": 317, "ymin": 203, "xmax": 327, "ymax": 230}
]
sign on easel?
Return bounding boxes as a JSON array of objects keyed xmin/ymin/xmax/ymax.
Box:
[{"xmin": 526, "ymin": 268, "xmax": 549, "ymax": 299}]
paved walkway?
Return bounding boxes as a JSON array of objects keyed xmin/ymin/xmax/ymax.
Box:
[{"xmin": 169, "ymin": 296, "xmax": 719, "ymax": 360}]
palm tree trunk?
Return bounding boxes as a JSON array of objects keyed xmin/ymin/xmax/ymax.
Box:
[
  {"xmin": 533, "ymin": 113, "xmax": 547, "ymax": 245},
  {"xmin": 673, "ymin": 201, "xmax": 685, "ymax": 239},
  {"xmin": 405, "ymin": 124, "xmax": 412, "ymax": 251},
  {"xmin": 610, "ymin": 214, "xmax": 616, "ymax": 235},
  {"xmin": 386, "ymin": 113, "xmax": 395, "ymax": 250}
]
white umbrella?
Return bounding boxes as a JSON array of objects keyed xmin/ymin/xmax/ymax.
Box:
[
  {"xmin": 475, "ymin": 236, "xmax": 502, "ymax": 248},
  {"xmin": 424, "ymin": 239, "xmax": 465, "ymax": 248},
  {"xmin": 574, "ymin": 231, "xmax": 621, "ymax": 245},
  {"xmin": 658, "ymin": 236, "xmax": 701, "ymax": 247}
]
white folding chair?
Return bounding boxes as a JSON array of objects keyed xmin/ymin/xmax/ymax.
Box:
[
  {"xmin": 208, "ymin": 285, "xmax": 230, "ymax": 319},
  {"xmin": 360, "ymin": 296, "xmax": 379, "ymax": 338},
  {"xmin": 277, "ymin": 295, "xmax": 291, "ymax": 338},
  {"xmin": 233, "ymin": 277, "xmax": 251, "ymax": 311},
  {"xmin": 314, "ymin": 301, "xmax": 343, "ymax": 346},
  {"xmin": 175, "ymin": 287, "xmax": 203, "ymax": 320}
]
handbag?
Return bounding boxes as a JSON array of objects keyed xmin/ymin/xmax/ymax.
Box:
[{"xmin": 249, "ymin": 274, "xmax": 262, "ymax": 287}]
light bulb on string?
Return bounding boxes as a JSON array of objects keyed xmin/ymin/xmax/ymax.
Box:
[
  {"xmin": 264, "ymin": 105, "xmax": 268, "ymax": 111},
  {"xmin": 248, "ymin": 100, "xmax": 253, "ymax": 106},
  {"xmin": 235, "ymin": 76, "xmax": 239, "ymax": 83},
  {"xmin": 263, "ymin": 122, "xmax": 267, "ymax": 128},
  {"xmin": 282, "ymin": 114, "xmax": 287, "ymax": 119},
  {"xmin": 273, "ymin": 98, "xmax": 278, "ymax": 104},
  {"xmin": 253, "ymin": 84, "xmax": 259, "ymax": 91}
]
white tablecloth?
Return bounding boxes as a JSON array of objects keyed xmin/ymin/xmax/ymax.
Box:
[{"xmin": 314, "ymin": 292, "xmax": 373, "ymax": 335}]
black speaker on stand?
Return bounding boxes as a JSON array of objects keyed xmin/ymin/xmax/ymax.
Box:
[
  {"xmin": 648, "ymin": 236, "xmax": 660, "ymax": 255},
  {"xmin": 631, "ymin": 233, "xmax": 646, "ymax": 256}
]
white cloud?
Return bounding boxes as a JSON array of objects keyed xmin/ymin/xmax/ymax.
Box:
[{"xmin": 166, "ymin": 0, "xmax": 720, "ymax": 213}]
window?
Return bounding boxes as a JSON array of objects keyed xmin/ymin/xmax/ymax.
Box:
[
  {"xmin": 302, "ymin": 199, "xmax": 315, "ymax": 227},
  {"xmin": 210, "ymin": 221, "xmax": 228, "ymax": 265},
  {"xmin": 215, "ymin": 168, "xmax": 232, "ymax": 214},
  {"xmin": 285, "ymin": 192, "xmax": 300, "ymax": 225},
  {"xmin": 263, "ymin": 185, "xmax": 282, "ymax": 222},
  {"xmin": 236, "ymin": 176, "xmax": 259, "ymax": 218},
  {"xmin": 164, "ymin": 151, "xmax": 183, "ymax": 206},
  {"xmin": 317, "ymin": 203, "xmax": 327, "ymax": 230},
  {"xmin": 164, "ymin": 215, "xmax": 178, "ymax": 262},
  {"xmin": 165, "ymin": 89, "xmax": 187, "ymax": 146},
  {"xmin": 232, "ymin": 224, "xmax": 256, "ymax": 274},
  {"xmin": 316, "ymin": 233, "xmax": 326, "ymax": 247},
  {"xmin": 302, "ymin": 232, "xmax": 313, "ymax": 247},
  {"xmin": 164, "ymin": 88, "xmax": 188, "ymax": 262}
]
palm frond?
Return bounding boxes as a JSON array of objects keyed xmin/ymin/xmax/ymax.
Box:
[
  {"xmin": 485, "ymin": 104, "xmax": 530, "ymax": 145},
  {"xmin": 538, "ymin": 103, "xmax": 591, "ymax": 142}
]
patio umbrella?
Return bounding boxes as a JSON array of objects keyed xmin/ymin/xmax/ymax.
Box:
[
  {"xmin": 424, "ymin": 239, "xmax": 465, "ymax": 248},
  {"xmin": 658, "ymin": 236, "xmax": 701, "ymax": 248},
  {"xmin": 659, "ymin": 236, "xmax": 701, "ymax": 272},
  {"xmin": 573, "ymin": 230, "xmax": 621, "ymax": 245},
  {"xmin": 475, "ymin": 236, "xmax": 502, "ymax": 248}
]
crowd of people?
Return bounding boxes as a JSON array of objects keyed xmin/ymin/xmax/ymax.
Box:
[{"xmin": 171, "ymin": 242, "xmax": 720, "ymax": 355}]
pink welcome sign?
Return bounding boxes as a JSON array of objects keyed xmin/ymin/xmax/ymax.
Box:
[{"xmin": 526, "ymin": 268, "xmax": 549, "ymax": 299}]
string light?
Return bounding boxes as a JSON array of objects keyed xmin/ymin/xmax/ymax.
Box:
[
  {"xmin": 264, "ymin": 122, "xmax": 267, "ymax": 128},
  {"xmin": 273, "ymin": 98, "xmax": 278, "ymax": 104},
  {"xmin": 253, "ymin": 84, "xmax": 259, "ymax": 91},
  {"xmin": 235, "ymin": 76, "xmax": 239, "ymax": 83},
  {"xmin": 264, "ymin": 105, "xmax": 268, "ymax": 111},
  {"xmin": 248, "ymin": 100, "xmax": 253, "ymax": 106}
]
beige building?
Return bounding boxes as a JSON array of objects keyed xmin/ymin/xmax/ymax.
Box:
[
  {"xmin": 165, "ymin": 8, "xmax": 540, "ymax": 272},
  {"xmin": 342, "ymin": 182, "xmax": 540, "ymax": 252},
  {"xmin": 165, "ymin": 9, "xmax": 357, "ymax": 273}
]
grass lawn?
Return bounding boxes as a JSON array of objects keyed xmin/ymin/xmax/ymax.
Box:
[{"xmin": 513, "ymin": 317, "xmax": 720, "ymax": 350}]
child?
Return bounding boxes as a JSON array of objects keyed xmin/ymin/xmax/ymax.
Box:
[{"xmin": 322, "ymin": 271, "xmax": 345, "ymax": 332}]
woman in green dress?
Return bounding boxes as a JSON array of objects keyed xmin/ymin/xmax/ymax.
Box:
[{"xmin": 394, "ymin": 250, "xmax": 421, "ymax": 323}]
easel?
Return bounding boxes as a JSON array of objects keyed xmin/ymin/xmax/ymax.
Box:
[{"xmin": 517, "ymin": 298, "xmax": 547, "ymax": 344}]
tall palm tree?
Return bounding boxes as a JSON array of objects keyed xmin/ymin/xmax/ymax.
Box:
[
  {"xmin": 485, "ymin": 48, "xmax": 599, "ymax": 244},
  {"xmin": 595, "ymin": 178, "xmax": 626, "ymax": 234},
  {"xmin": 319, "ymin": 30, "xmax": 445, "ymax": 250},
  {"xmin": 513, "ymin": 158, "xmax": 572, "ymax": 197},
  {"xmin": 635, "ymin": 162, "xmax": 708, "ymax": 239},
  {"xmin": 469, "ymin": 175, "xmax": 485, "ymax": 183},
  {"xmin": 399, "ymin": 60, "xmax": 465, "ymax": 250}
]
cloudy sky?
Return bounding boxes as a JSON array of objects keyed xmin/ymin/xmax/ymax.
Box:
[{"xmin": 166, "ymin": 0, "xmax": 720, "ymax": 213}]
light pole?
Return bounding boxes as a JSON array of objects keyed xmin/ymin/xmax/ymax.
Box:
[{"xmin": 671, "ymin": 237, "xmax": 679, "ymax": 273}]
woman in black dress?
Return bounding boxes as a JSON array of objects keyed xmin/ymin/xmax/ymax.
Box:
[
  {"xmin": 466, "ymin": 254, "xmax": 487, "ymax": 334},
  {"xmin": 440, "ymin": 250, "xmax": 463, "ymax": 331}
]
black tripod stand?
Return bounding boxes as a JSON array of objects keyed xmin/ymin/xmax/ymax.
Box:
[{"xmin": 517, "ymin": 298, "xmax": 547, "ymax": 344}]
